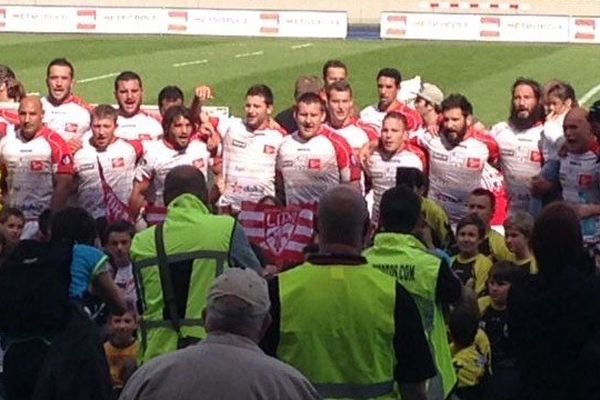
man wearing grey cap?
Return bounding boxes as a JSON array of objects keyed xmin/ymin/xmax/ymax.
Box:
[{"xmin": 121, "ymin": 268, "xmax": 320, "ymax": 400}]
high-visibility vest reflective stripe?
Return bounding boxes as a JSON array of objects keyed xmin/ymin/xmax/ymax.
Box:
[
  {"xmin": 278, "ymin": 262, "xmax": 397, "ymax": 399},
  {"xmin": 314, "ymin": 381, "xmax": 395, "ymax": 399},
  {"xmin": 364, "ymin": 233, "xmax": 457, "ymax": 399}
]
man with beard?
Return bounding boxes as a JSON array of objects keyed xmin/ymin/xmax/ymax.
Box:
[
  {"xmin": 490, "ymin": 78, "xmax": 545, "ymax": 213},
  {"xmin": 129, "ymin": 106, "xmax": 210, "ymax": 224},
  {"xmin": 41, "ymin": 58, "xmax": 91, "ymax": 146},
  {"xmin": 419, "ymin": 94, "xmax": 499, "ymax": 223},
  {"xmin": 360, "ymin": 67, "xmax": 423, "ymax": 133},
  {"xmin": 276, "ymin": 93, "xmax": 360, "ymax": 205},
  {"xmin": 114, "ymin": 71, "xmax": 163, "ymax": 141}
]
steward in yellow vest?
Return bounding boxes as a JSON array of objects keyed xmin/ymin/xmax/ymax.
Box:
[
  {"xmin": 364, "ymin": 185, "xmax": 462, "ymax": 400},
  {"xmin": 261, "ymin": 185, "xmax": 435, "ymax": 400},
  {"xmin": 131, "ymin": 166, "xmax": 261, "ymax": 364}
]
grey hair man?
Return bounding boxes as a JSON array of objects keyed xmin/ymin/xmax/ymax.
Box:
[{"xmin": 121, "ymin": 268, "xmax": 320, "ymax": 400}]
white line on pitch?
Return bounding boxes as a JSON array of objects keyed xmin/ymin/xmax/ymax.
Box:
[
  {"xmin": 291, "ymin": 43, "xmax": 313, "ymax": 49},
  {"xmin": 235, "ymin": 50, "xmax": 264, "ymax": 58},
  {"xmin": 579, "ymin": 83, "xmax": 600, "ymax": 105},
  {"xmin": 172, "ymin": 59, "xmax": 208, "ymax": 68},
  {"xmin": 78, "ymin": 72, "xmax": 119, "ymax": 84}
]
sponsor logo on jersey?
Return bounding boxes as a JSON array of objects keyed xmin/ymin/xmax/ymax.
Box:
[
  {"xmin": 431, "ymin": 152, "xmax": 448, "ymax": 162},
  {"xmin": 466, "ymin": 157, "xmax": 481, "ymax": 169},
  {"xmin": 111, "ymin": 157, "xmax": 125, "ymax": 168},
  {"xmin": 61, "ymin": 154, "xmax": 72, "ymax": 165},
  {"xmin": 282, "ymin": 160, "xmax": 294, "ymax": 168},
  {"xmin": 263, "ymin": 145, "xmax": 276, "ymax": 154},
  {"xmin": 65, "ymin": 123, "xmax": 78, "ymax": 133},
  {"xmin": 194, "ymin": 159, "xmax": 205, "ymax": 169},
  {"xmin": 530, "ymin": 151, "xmax": 542, "ymax": 163},
  {"xmin": 30, "ymin": 160, "xmax": 44, "ymax": 171},
  {"xmin": 579, "ymin": 174, "xmax": 593, "ymax": 187},
  {"xmin": 233, "ymin": 139, "xmax": 247, "ymax": 149},
  {"xmin": 138, "ymin": 134, "xmax": 151, "ymax": 141},
  {"xmin": 308, "ymin": 159, "xmax": 321, "ymax": 170},
  {"xmin": 501, "ymin": 149, "xmax": 515, "ymax": 157},
  {"xmin": 78, "ymin": 163, "xmax": 95, "ymax": 172}
]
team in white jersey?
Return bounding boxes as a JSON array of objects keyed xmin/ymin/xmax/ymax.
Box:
[
  {"xmin": 490, "ymin": 79, "xmax": 545, "ymax": 213},
  {"xmin": 366, "ymin": 112, "xmax": 427, "ymax": 226},
  {"xmin": 74, "ymin": 105, "xmax": 142, "ymax": 219},
  {"xmin": 208, "ymin": 84, "xmax": 285, "ymax": 213},
  {"xmin": 130, "ymin": 105, "xmax": 210, "ymax": 223},
  {"xmin": 113, "ymin": 71, "xmax": 163, "ymax": 141},
  {"xmin": 277, "ymin": 92, "xmax": 360, "ymax": 205},
  {"xmin": 0, "ymin": 96, "xmax": 74, "ymax": 237}
]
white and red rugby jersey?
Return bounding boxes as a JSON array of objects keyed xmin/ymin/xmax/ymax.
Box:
[
  {"xmin": 277, "ymin": 127, "xmax": 360, "ymax": 205},
  {"xmin": 421, "ymin": 128, "xmax": 499, "ymax": 223},
  {"xmin": 0, "ymin": 126, "xmax": 74, "ymax": 218},
  {"xmin": 489, "ymin": 121, "xmax": 544, "ymax": 212},
  {"xmin": 326, "ymin": 116, "xmax": 379, "ymax": 151},
  {"xmin": 367, "ymin": 143, "xmax": 427, "ymax": 225},
  {"xmin": 135, "ymin": 138, "xmax": 210, "ymax": 208},
  {"xmin": 41, "ymin": 95, "xmax": 91, "ymax": 142},
  {"xmin": 360, "ymin": 100, "xmax": 423, "ymax": 133},
  {"xmin": 74, "ymin": 138, "xmax": 142, "ymax": 219},
  {"xmin": 216, "ymin": 116, "xmax": 284, "ymax": 211},
  {"xmin": 559, "ymin": 148, "xmax": 600, "ymax": 245},
  {"xmin": 116, "ymin": 111, "xmax": 163, "ymax": 141}
]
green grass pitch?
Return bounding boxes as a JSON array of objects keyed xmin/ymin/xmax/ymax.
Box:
[{"xmin": 2, "ymin": 33, "xmax": 600, "ymax": 126}]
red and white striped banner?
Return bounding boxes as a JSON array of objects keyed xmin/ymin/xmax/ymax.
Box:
[{"xmin": 239, "ymin": 201, "xmax": 316, "ymax": 269}]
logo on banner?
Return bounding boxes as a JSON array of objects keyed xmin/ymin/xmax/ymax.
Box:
[{"xmin": 264, "ymin": 208, "xmax": 298, "ymax": 254}]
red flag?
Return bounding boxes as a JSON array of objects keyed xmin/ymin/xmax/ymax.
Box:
[
  {"xmin": 239, "ymin": 201, "xmax": 316, "ymax": 270},
  {"xmin": 97, "ymin": 158, "xmax": 133, "ymax": 224}
]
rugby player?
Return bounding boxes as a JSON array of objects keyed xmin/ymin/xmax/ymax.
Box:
[
  {"xmin": 73, "ymin": 105, "xmax": 142, "ymax": 219},
  {"xmin": 114, "ymin": 71, "xmax": 163, "ymax": 141},
  {"xmin": 489, "ymin": 78, "xmax": 545, "ymax": 212},
  {"xmin": 276, "ymin": 92, "xmax": 360, "ymax": 205},
  {"xmin": 41, "ymin": 58, "xmax": 91, "ymax": 145},
  {"xmin": 360, "ymin": 67, "xmax": 423, "ymax": 133},
  {"xmin": 322, "ymin": 59, "xmax": 348, "ymax": 86},
  {"xmin": 0, "ymin": 96, "xmax": 74, "ymax": 238},
  {"xmin": 129, "ymin": 105, "xmax": 210, "ymax": 223}
]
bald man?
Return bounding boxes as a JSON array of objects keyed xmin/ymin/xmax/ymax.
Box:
[
  {"xmin": 555, "ymin": 107, "xmax": 600, "ymax": 249},
  {"xmin": 130, "ymin": 165, "xmax": 261, "ymax": 363},
  {"xmin": 0, "ymin": 95, "xmax": 74, "ymax": 238},
  {"xmin": 261, "ymin": 185, "xmax": 435, "ymax": 400}
]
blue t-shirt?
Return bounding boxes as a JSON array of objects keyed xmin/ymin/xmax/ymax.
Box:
[{"xmin": 69, "ymin": 244, "xmax": 109, "ymax": 299}]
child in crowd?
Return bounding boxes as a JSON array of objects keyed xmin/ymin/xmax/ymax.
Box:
[
  {"xmin": 103, "ymin": 310, "xmax": 139, "ymax": 396},
  {"xmin": 452, "ymin": 214, "xmax": 493, "ymax": 296},
  {"xmin": 503, "ymin": 210, "xmax": 538, "ymax": 274},
  {"xmin": 0, "ymin": 207, "xmax": 24, "ymax": 247},
  {"xmin": 448, "ymin": 305, "xmax": 492, "ymax": 400},
  {"xmin": 478, "ymin": 261, "xmax": 525, "ymax": 400},
  {"xmin": 103, "ymin": 220, "xmax": 137, "ymax": 311}
]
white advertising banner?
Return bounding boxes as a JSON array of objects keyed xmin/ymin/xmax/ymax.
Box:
[
  {"xmin": 570, "ymin": 17, "xmax": 600, "ymax": 43},
  {"xmin": 381, "ymin": 12, "xmax": 587, "ymax": 44},
  {"xmin": 0, "ymin": 5, "xmax": 347, "ymax": 38}
]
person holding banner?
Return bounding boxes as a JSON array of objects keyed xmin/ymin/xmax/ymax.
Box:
[
  {"xmin": 129, "ymin": 106, "xmax": 211, "ymax": 226},
  {"xmin": 74, "ymin": 104, "xmax": 142, "ymax": 222}
]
